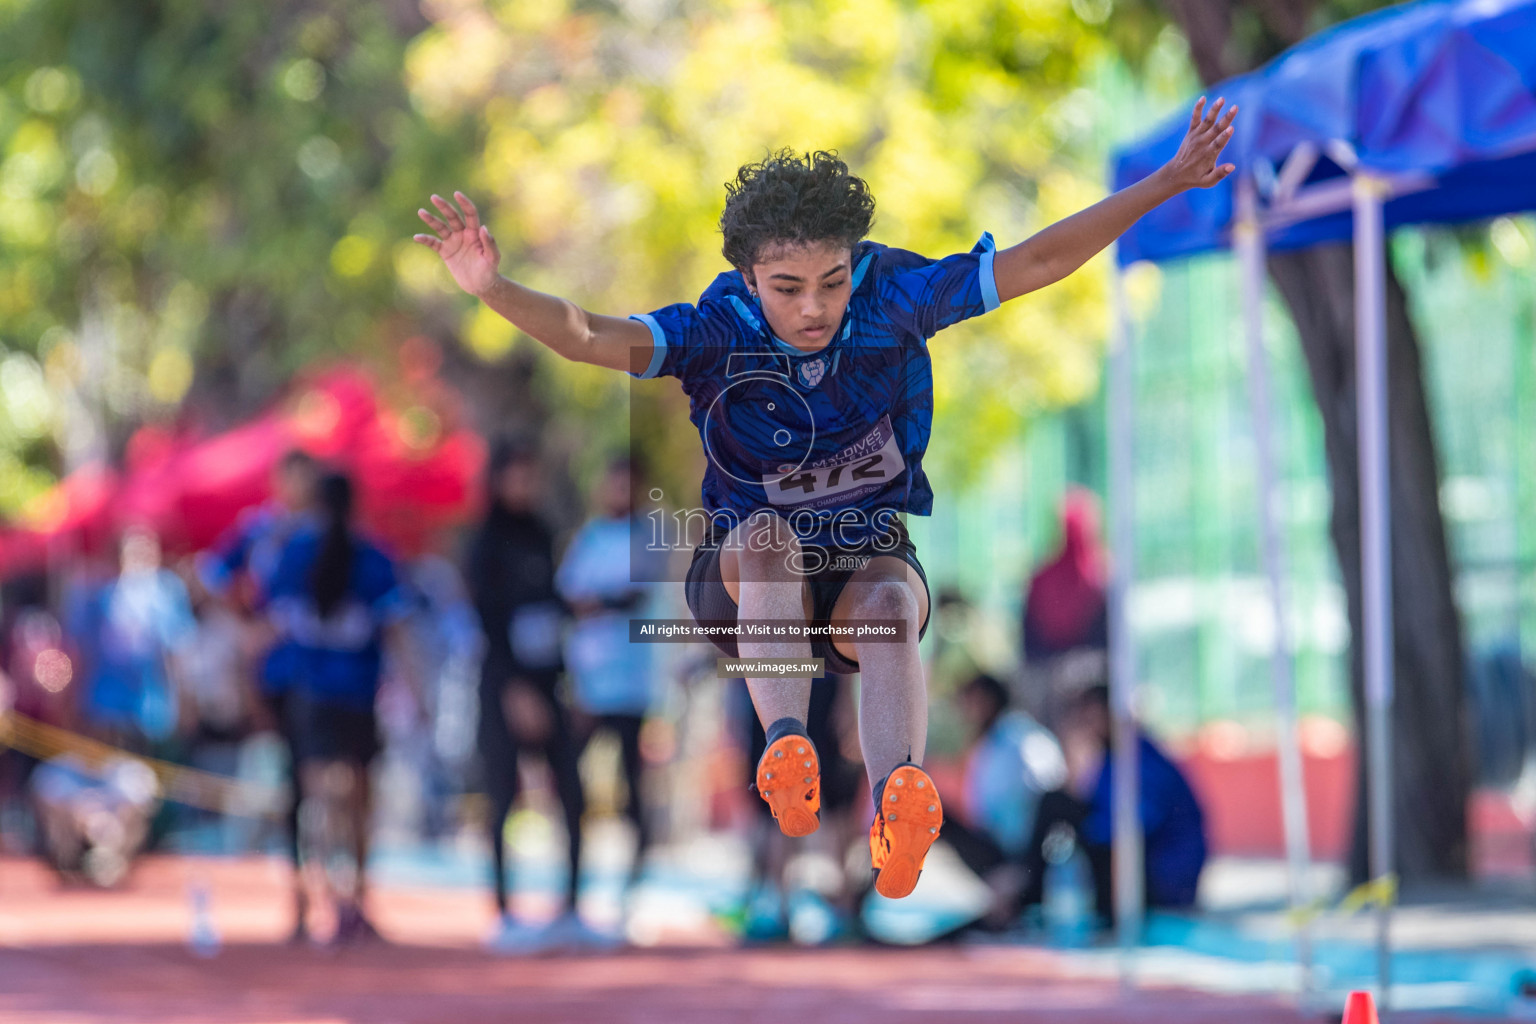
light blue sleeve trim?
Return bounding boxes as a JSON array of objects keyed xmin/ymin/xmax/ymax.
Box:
[
  {"xmin": 726, "ymin": 295, "xmax": 763, "ymax": 333},
  {"xmin": 726, "ymin": 294, "xmax": 807, "ymax": 356},
  {"xmin": 850, "ymin": 250, "xmax": 876, "ymax": 292},
  {"xmin": 627, "ymin": 314, "xmax": 668, "ymax": 379},
  {"xmin": 977, "ymin": 232, "xmax": 1001, "ymax": 313}
]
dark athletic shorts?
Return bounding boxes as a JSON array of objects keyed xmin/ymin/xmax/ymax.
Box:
[
  {"xmin": 287, "ymin": 690, "xmax": 381, "ymax": 766},
  {"xmin": 684, "ymin": 516, "xmax": 931, "ymax": 675}
]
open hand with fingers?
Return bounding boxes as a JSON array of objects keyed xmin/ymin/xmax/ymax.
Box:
[
  {"xmin": 1161, "ymin": 96, "xmax": 1238, "ymax": 191},
  {"xmin": 413, "ymin": 191, "xmax": 501, "ymax": 297}
]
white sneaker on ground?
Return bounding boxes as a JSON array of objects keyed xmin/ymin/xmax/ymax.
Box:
[
  {"xmin": 484, "ymin": 914, "xmax": 550, "ymax": 955},
  {"xmin": 538, "ymin": 911, "xmax": 621, "ymax": 953}
]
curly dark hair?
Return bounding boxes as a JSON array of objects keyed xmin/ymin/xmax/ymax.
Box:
[{"xmin": 719, "ymin": 150, "xmax": 875, "ymax": 270}]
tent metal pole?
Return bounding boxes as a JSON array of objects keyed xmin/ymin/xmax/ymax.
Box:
[
  {"xmin": 1108, "ymin": 255, "xmax": 1143, "ymax": 987},
  {"xmin": 1237, "ymin": 177, "xmax": 1316, "ymax": 1003},
  {"xmin": 1352, "ymin": 169, "xmax": 1395, "ymax": 1010}
]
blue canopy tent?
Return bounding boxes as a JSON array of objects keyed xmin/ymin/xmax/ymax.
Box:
[
  {"xmin": 1115, "ymin": 0, "xmax": 1536, "ymax": 262},
  {"xmin": 1106, "ymin": 0, "xmax": 1536, "ymax": 1002}
]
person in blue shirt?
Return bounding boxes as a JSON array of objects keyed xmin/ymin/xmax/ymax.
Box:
[
  {"xmin": 558, "ymin": 456, "xmax": 663, "ymax": 890},
  {"xmin": 941, "ymin": 672, "xmax": 1067, "ymax": 932},
  {"xmin": 1018, "ymin": 683, "xmax": 1208, "ymax": 925},
  {"xmin": 413, "ymin": 96, "xmax": 1238, "ymax": 899},
  {"xmin": 77, "ymin": 527, "xmax": 196, "ymax": 750},
  {"xmin": 197, "ymin": 449, "xmax": 319, "ymax": 615},
  {"xmin": 196, "ymin": 448, "xmax": 317, "ymax": 940},
  {"xmin": 265, "ymin": 470, "xmax": 409, "ymax": 945}
]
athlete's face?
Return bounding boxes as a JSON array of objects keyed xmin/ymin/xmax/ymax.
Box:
[
  {"xmin": 119, "ymin": 528, "xmax": 161, "ymax": 574},
  {"xmin": 744, "ymin": 240, "xmax": 852, "ymax": 352},
  {"xmin": 495, "ymin": 460, "xmax": 540, "ymax": 511},
  {"xmin": 273, "ymin": 460, "xmax": 316, "ymax": 514},
  {"xmin": 597, "ymin": 465, "xmax": 633, "ymax": 518}
]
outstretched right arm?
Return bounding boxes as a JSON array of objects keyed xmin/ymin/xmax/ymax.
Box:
[{"xmin": 413, "ymin": 192, "xmax": 652, "ymax": 374}]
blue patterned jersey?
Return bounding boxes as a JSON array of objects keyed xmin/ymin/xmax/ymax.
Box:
[
  {"xmin": 629, "ymin": 234, "xmax": 1000, "ymax": 546},
  {"xmin": 264, "ymin": 527, "xmax": 410, "ymax": 709}
]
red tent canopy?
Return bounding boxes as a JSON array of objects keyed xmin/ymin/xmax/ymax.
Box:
[
  {"xmin": 0, "ymin": 363, "xmax": 487, "ymax": 578},
  {"xmin": 0, "ymin": 463, "xmax": 119, "ymax": 578}
]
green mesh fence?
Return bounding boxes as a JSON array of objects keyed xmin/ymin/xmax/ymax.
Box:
[{"xmin": 915, "ymin": 216, "xmax": 1536, "ymax": 742}]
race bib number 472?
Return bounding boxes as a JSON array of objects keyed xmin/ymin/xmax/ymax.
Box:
[{"xmin": 763, "ymin": 415, "xmax": 905, "ymax": 508}]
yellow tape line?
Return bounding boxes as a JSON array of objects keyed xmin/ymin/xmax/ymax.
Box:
[
  {"xmin": 1286, "ymin": 873, "xmax": 1398, "ymax": 927},
  {"xmin": 0, "ymin": 711, "xmax": 285, "ymax": 817}
]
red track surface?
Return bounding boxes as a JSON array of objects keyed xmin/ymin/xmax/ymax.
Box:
[{"xmin": 0, "ymin": 855, "xmax": 1497, "ymax": 1023}]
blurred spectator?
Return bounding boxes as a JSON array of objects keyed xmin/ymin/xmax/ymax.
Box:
[
  {"xmin": 926, "ymin": 586, "xmax": 982, "ymax": 694},
  {"xmin": 197, "ymin": 449, "xmax": 320, "ymax": 612},
  {"xmin": 384, "ymin": 539, "xmax": 482, "ymax": 842},
  {"xmin": 466, "ymin": 440, "xmax": 595, "ymax": 952},
  {"xmin": 196, "ymin": 447, "xmax": 321, "ymax": 740},
  {"xmin": 30, "ymin": 753, "xmax": 159, "ymax": 887},
  {"xmin": 557, "ymin": 457, "xmax": 661, "ymax": 889},
  {"xmin": 1018, "ymin": 683, "xmax": 1207, "ymax": 926},
  {"xmin": 266, "ymin": 471, "xmax": 409, "ymax": 945},
  {"xmin": 733, "ymin": 672, "xmax": 866, "ymax": 945},
  {"xmin": 177, "ymin": 579, "xmax": 255, "ymax": 753},
  {"xmin": 0, "ymin": 574, "xmax": 75, "ymax": 850},
  {"xmin": 1022, "ymin": 489, "xmax": 1109, "ymax": 728},
  {"xmin": 56, "ymin": 552, "xmax": 115, "ymax": 723},
  {"xmin": 75, "ymin": 528, "xmax": 195, "ymax": 751},
  {"xmin": 196, "ymin": 448, "xmax": 317, "ymax": 931},
  {"xmin": 174, "ymin": 576, "xmax": 259, "ymax": 847},
  {"xmin": 941, "ymin": 672, "xmax": 1066, "ymax": 932},
  {"xmin": 1, "ymin": 574, "xmax": 73, "ymax": 727}
]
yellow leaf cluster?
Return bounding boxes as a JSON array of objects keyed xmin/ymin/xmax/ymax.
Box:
[{"xmin": 408, "ymin": 0, "xmax": 1118, "ymax": 482}]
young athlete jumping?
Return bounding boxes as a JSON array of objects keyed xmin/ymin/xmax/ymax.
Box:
[{"xmin": 415, "ymin": 96, "xmax": 1237, "ymax": 900}]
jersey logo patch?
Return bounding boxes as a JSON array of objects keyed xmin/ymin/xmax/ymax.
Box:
[{"xmin": 798, "ymin": 357, "xmax": 826, "ymax": 388}]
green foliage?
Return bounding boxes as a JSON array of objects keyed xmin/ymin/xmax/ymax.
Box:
[
  {"xmin": 404, "ymin": 0, "xmax": 1124, "ymax": 491},
  {"xmin": 0, "ymin": 0, "xmax": 474, "ymax": 514},
  {"xmin": 1, "ymin": 0, "xmax": 1136, "ymax": 516}
]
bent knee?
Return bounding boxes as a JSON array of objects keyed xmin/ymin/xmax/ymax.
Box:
[
  {"xmin": 846, "ymin": 578, "xmax": 920, "ymax": 625},
  {"xmin": 730, "ymin": 512, "xmax": 806, "ymax": 576}
]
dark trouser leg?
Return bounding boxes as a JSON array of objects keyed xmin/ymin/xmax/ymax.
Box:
[
  {"xmin": 284, "ymin": 761, "xmax": 303, "ymax": 866},
  {"xmin": 941, "ymin": 818, "xmax": 1007, "ymax": 879},
  {"xmin": 1019, "ymin": 788, "xmax": 1091, "ymax": 908},
  {"xmin": 272, "ymin": 692, "xmax": 308, "ymax": 934},
  {"xmin": 350, "ymin": 761, "xmax": 373, "ymax": 909},
  {"xmin": 1083, "ymin": 840, "xmax": 1115, "ymax": 924},
  {"xmin": 271, "ymin": 693, "xmax": 303, "ymax": 867},
  {"xmin": 943, "ymin": 818, "xmax": 1028, "ymax": 929},
  {"xmin": 486, "ymin": 778, "xmax": 517, "ymax": 915},
  {"xmin": 478, "ymin": 681, "xmax": 520, "ymax": 918},
  {"xmin": 610, "ymin": 714, "xmax": 650, "ymax": 858},
  {"xmin": 541, "ymin": 695, "xmax": 586, "ymax": 912}
]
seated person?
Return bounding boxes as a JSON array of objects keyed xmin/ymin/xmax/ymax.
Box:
[
  {"xmin": 1019, "ymin": 683, "xmax": 1206, "ymax": 926},
  {"xmin": 940, "ymin": 672, "xmax": 1067, "ymax": 930}
]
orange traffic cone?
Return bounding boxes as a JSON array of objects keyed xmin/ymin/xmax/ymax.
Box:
[{"xmin": 1342, "ymin": 991, "xmax": 1380, "ymax": 1024}]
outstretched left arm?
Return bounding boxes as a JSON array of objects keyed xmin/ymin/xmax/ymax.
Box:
[{"xmin": 992, "ymin": 97, "xmax": 1237, "ymax": 304}]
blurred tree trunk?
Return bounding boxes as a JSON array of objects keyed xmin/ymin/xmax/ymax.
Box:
[{"xmin": 1155, "ymin": 0, "xmax": 1470, "ymax": 884}]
